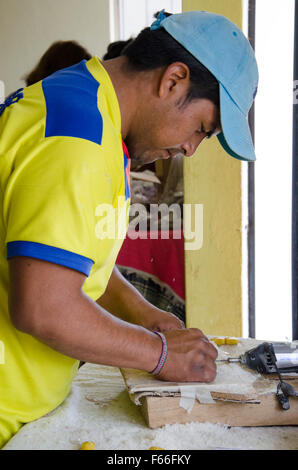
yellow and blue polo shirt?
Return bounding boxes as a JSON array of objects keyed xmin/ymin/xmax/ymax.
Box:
[{"xmin": 0, "ymin": 56, "xmax": 130, "ymax": 448}]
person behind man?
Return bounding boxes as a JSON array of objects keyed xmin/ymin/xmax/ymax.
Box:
[
  {"xmin": 3, "ymin": 41, "xmax": 92, "ymax": 104},
  {"xmin": 102, "ymin": 38, "xmax": 133, "ymax": 61},
  {"xmin": 0, "ymin": 10, "xmax": 258, "ymax": 447},
  {"xmin": 23, "ymin": 40, "xmax": 92, "ymax": 86}
]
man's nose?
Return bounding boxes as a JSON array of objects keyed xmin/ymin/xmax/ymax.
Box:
[{"xmin": 181, "ymin": 134, "xmax": 206, "ymax": 157}]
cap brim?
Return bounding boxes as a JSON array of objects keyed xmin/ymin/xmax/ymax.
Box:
[{"xmin": 217, "ymin": 83, "xmax": 256, "ymax": 162}]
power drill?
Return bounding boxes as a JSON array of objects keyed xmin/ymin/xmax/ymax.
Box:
[{"xmin": 218, "ymin": 341, "xmax": 298, "ymax": 410}]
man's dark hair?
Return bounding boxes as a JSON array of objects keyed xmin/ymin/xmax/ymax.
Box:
[{"xmin": 122, "ymin": 11, "xmax": 219, "ymax": 107}]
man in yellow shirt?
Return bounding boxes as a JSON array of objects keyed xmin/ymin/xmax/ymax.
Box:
[{"xmin": 0, "ymin": 11, "xmax": 258, "ymax": 447}]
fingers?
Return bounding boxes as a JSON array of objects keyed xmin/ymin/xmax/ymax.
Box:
[
  {"xmin": 186, "ymin": 332, "xmax": 218, "ymax": 381},
  {"xmin": 197, "ymin": 335, "xmax": 218, "ymax": 361},
  {"xmin": 179, "ymin": 327, "xmax": 218, "ymax": 360},
  {"xmin": 157, "ymin": 327, "xmax": 218, "ymax": 383},
  {"xmin": 159, "ymin": 319, "xmax": 185, "ymax": 332},
  {"xmin": 175, "ymin": 319, "xmax": 185, "ymax": 329},
  {"xmin": 191, "ymin": 351, "xmax": 217, "ymax": 383},
  {"xmin": 153, "ymin": 312, "xmax": 185, "ymax": 332}
]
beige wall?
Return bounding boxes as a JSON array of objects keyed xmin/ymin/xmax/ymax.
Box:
[
  {"xmin": 183, "ymin": 0, "xmax": 243, "ymax": 337},
  {"xmin": 0, "ymin": 0, "xmax": 112, "ymax": 95}
]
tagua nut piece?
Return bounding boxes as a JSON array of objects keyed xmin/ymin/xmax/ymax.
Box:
[
  {"xmin": 225, "ymin": 337, "xmax": 239, "ymax": 345},
  {"xmin": 210, "ymin": 336, "xmax": 239, "ymax": 346},
  {"xmin": 80, "ymin": 441, "xmax": 96, "ymax": 450},
  {"xmin": 210, "ymin": 337, "xmax": 226, "ymax": 346}
]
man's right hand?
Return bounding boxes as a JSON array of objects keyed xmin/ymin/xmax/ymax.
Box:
[{"xmin": 155, "ymin": 328, "xmax": 218, "ymax": 383}]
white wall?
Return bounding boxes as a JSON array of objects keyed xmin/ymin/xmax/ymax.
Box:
[
  {"xmin": 118, "ymin": 0, "xmax": 181, "ymax": 40},
  {"xmin": 254, "ymin": 0, "xmax": 294, "ymax": 341},
  {"xmin": 241, "ymin": 0, "xmax": 249, "ymax": 338},
  {"xmin": 0, "ymin": 0, "xmax": 112, "ymax": 95}
]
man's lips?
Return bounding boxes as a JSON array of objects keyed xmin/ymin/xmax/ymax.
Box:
[{"xmin": 163, "ymin": 149, "xmax": 183, "ymax": 159}]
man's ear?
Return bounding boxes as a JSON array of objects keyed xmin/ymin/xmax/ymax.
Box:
[{"xmin": 158, "ymin": 62, "xmax": 191, "ymax": 99}]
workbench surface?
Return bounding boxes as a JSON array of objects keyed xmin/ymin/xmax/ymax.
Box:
[{"xmin": 3, "ymin": 361, "xmax": 298, "ymax": 450}]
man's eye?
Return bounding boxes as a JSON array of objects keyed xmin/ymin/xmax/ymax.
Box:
[{"xmin": 197, "ymin": 128, "xmax": 211, "ymax": 139}]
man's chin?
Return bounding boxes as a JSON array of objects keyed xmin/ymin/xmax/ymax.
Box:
[
  {"xmin": 131, "ymin": 151, "xmax": 169, "ymax": 168},
  {"xmin": 131, "ymin": 155, "xmax": 158, "ymax": 168}
]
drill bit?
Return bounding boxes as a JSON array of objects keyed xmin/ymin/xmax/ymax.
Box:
[{"xmin": 216, "ymin": 357, "xmax": 241, "ymax": 363}]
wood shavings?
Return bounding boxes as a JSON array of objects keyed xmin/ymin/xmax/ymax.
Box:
[{"xmin": 3, "ymin": 363, "xmax": 298, "ymax": 450}]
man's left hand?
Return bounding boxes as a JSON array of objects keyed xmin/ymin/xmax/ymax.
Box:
[{"xmin": 137, "ymin": 306, "xmax": 185, "ymax": 332}]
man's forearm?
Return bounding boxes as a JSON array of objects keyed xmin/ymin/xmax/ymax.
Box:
[
  {"xmin": 9, "ymin": 257, "xmax": 217, "ymax": 383},
  {"xmin": 16, "ymin": 287, "xmax": 161, "ymax": 372},
  {"xmin": 97, "ymin": 266, "xmax": 154, "ymax": 323}
]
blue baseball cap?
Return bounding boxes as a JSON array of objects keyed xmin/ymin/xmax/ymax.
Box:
[{"xmin": 151, "ymin": 10, "xmax": 258, "ymax": 162}]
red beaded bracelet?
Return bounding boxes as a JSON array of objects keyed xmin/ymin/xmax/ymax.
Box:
[{"xmin": 150, "ymin": 331, "xmax": 168, "ymax": 375}]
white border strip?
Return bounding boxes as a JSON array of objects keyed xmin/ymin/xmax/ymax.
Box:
[{"xmin": 241, "ymin": 0, "xmax": 249, "ymax": 338}]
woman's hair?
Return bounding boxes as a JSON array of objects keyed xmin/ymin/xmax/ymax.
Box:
[
  {"xmin": 122, "ymin": 11, "xmax": 219, "ymax": 107},
  {"xmin": 24, "ymin": 40, "xmax": 92, "ymax": 85}
]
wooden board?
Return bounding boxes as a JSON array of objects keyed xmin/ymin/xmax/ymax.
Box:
[
  {"xmin": 121, "ymin": 338, "xmax": 298, "ymax": 428},
  {"xmin": 140, "ymin": 389, "xmax": 298, "ymax": 429}
]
